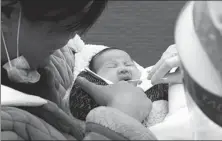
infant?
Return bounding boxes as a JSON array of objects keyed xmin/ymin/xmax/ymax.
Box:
[
  {"xmin": 88, "ymin": 48, "xmax": 152, "ymax": 122},
  {"xmin": 89, "ymin": 48, "xmax": 142, "ymax": 83}
]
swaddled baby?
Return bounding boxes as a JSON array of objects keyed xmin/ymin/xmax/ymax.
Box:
[
  {"xmin": 69, "ymin": 36, "xmax": 168, "ymax": 126},
  {"xmin": 88, "ymin": 48, "xmax": 152, "ymax": 122}
]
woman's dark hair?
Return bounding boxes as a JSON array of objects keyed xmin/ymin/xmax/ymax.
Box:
[
  {"xmin": 1, "ymin": 0, "xmax": 108, "ymax": 97},
  {"xmin": 89, "ymin": 48, "xmax": 118, "ymax": 73},
  {"xmin": 2, "ymin": 0, "xmax": 108, "ymax": 34}
]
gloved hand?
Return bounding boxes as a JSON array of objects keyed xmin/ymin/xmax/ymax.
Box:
[{"xmin": 147, "ymin": 44, "xmax": 183, "ymax": 85}]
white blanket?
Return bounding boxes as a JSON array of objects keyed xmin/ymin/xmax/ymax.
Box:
[
  {"xmin": 150, "ymin": 84, "xmax": 193, "ymax": 140},
  {"xmin": 150, "ymin": 107, "xmax": 192, "ymax": 140}
]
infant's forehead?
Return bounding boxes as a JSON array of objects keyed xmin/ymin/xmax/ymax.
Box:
[{"xmin": 100, "ymin": 49, "xmax": 132, "ymax": 59}]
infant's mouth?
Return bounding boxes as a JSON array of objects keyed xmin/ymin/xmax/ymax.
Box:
[
  {"xmin": 123, "ymin": 78, "xmax": 131, "ymax": 81},
  {"xmin": 119, "ymin": 74, "xmax": 132, "ymax": 81}
]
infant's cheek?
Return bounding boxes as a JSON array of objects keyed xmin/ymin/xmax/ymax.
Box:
[
  {"xmin": 102, "ymin": 75, "xmax": 119, "ymax": 83},
  {"xmin": 132, "ymin": 70, "xmax": 141, "ymax": 80},
  {"xmin": 109, "ymin": 78, "xmax": 119, "ymax": 83}
]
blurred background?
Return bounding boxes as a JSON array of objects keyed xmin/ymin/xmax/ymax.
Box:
[{"xmin": 83, "ymin": 1, "xmax": 187, "ymax": 67}]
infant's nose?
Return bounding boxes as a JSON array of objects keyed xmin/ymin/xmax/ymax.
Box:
[{"xmin": 118, "ymin": 68, "xmax": 129, "ymax": 74}]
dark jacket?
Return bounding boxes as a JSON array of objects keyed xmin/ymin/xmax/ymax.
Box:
[{"xmin": 1, "ymin": 46, "xmax": 85, "ymax": 140}]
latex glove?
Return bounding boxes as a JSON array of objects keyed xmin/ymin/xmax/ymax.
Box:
[{"xmin": 148, "ymin": 44, "xmax": 183, "ymax": 85}]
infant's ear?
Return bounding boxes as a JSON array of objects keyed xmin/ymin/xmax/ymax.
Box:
[{"xmin": 67, "ymin": 34, "xmax": 85, "ymax": 53}]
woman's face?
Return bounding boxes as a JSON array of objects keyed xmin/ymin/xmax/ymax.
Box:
[{"xmin": 1, "ymin": 3, "xmax": 73, "ymax": 69}]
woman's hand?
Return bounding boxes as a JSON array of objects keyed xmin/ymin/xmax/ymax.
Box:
[
  {"xmin": 75, "ymin": 77, "xmax": 152, "ymax": 122},
  {"xmin": 75, "ymin": 77, "xmax": 146, "ymax": 106},
  {"xmin": 147, "ymin": 44, "xmax": 183, "ymax": 85}
]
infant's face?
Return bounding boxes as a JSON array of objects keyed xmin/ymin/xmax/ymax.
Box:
[{"xmin": 94, "ymin": 49, "xmax": 141, "ymax": 83}]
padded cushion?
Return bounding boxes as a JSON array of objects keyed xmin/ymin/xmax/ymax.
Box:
[
  {"xmin": 69, "ymin": 71, "xmax": 168, "ymax": 121},
  {"xmin": 1, "ymin": 106, "xmax": 67, "ymax": 140},
  {"xmin": 1, "ymin": 101, "xmax": 86, "ymax": 140},
  {"xmin": 85, "ymin": 106, "xmax": 157, "ymax": 140}
]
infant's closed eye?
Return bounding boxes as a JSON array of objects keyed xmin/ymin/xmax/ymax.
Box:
[
  {"xmin": 106, "ymin": 63, "xmax": 117, "ymax": 68},
  {"xmin": 125, "ymin": 62, "xmax": 134, "ymax": 66}
]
